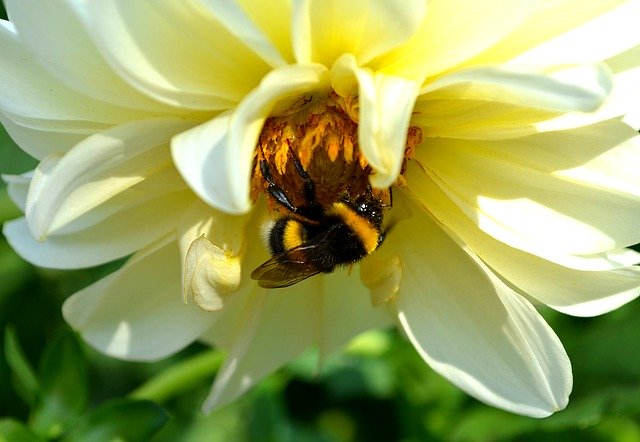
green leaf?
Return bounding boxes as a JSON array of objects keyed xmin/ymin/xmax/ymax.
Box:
[
  {"xmin": 3, "ymin": 325, "xmax": 39, "ymax": 406},
  {"xmin": 61, "ymin": 399, "xmax": 169, "ymax": 442},
  {"xmin": 29, "ymin": 331, "xmax": 89, "ymax": 439},
  {"xmin": 450, "ymin": 408, "xmax": 536, "ymax": 442},
  {"xmin": 0, "ymin": 419, "xmax": 44, "ymax": 442}
]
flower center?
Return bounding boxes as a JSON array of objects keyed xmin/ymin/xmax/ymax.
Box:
[{"xmin": 251, "ymin": 91, "xmax": 422, "ymax": 214}]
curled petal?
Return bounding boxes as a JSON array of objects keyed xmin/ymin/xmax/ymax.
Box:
[
  {"xmin": 422, "ymin": 64, "xmax": 613, "ymax": 113},
  {"xmin": 0, "ymin": 113, "xmax": 87, "ymax": 159},
  {"xmin": 2, "ymin": 171, "xmax": 31, "ymax": 211},
  {"xmin": 360, "ymin": 243, "xmax": 402, "ymax": 307},
  {"xmin": 24, "ymin": 118, "xmax": 193, "ymax": 240},
  {"xmin": 172, "ymin": 64, "xmax": 328, "ymax": 214},
  {"xmin": 333, "ymin": 54, "xmax": 420, "ymax": 188},
  {"xmin": 183, "ymin": 235, "xmax": 242, "ymax": 311}
]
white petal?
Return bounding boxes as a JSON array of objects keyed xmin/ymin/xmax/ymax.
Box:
[
  {"xmin": 197, "ymin": 0, "xmax": 286, "ymax": 67},
  {"xmin": 25, "ymin": 118, "xmax": 194, "ymax": 240},
  {"xmin": 4, "ymin": 188, "xmax": 193, "ymax": 269},
  {"xmin": 292, "ymin": 0, "xmax": 426, "ymax": 65},
  {"xmin": 172, "ymin": 64, "xmax": 328, "ymax": 214},
  {"xmin": 391, "ymin": 198, "xmax": 571, "ymax": 417},
  {"xmin": 183, "ymin": 235, "xmax": 241, "ymax": 311},
  {"xmin": 177, "ymin": 200, "xmax": 251, "ymax": 306},
  {"xmin": 411, "ymin": 99, "xmax": 561, "ymax": 140},
  {"xmin": 332, "ymin": 55, "xmax": 420, "ymax": 188},
  {"xmin": 413, "ymin": 52, "xmax": 640, "ymax": 140},
  {"xmin": 422, "ymin": 64, "xmax": 613, "ymax": 113},
  {"xmin": 177, "ymin": 199, "xmax": 248, "ymax": 265},
  {"xmin": 508, "ymin": 1, "xmax": 640, "ymax": 67},
  {"xmin": 624, "ymin": 113, "xmax": 640, "ymax": 130},
  {"xmin": 406, "ymin": 166, "xmax": 640, "ymax": 316},
  {"xmin": 236, "ymin": 0, "xmax": 295, "ymax": 63},
  {"xmin": 171, "ymin": 112, "xmax": 239, "ymax": 213},
  {"xmin": 202, "ymin": 266, "xmax": 391, "ymax": 411},
  {"xmin": 552, "ymin": 123, "xmax": 640, "ymax": 198},
  {"xmin": 372, "ymin": 0, "xmax": 533, "ymax": 80},
  {"xmin": 0, "ymin": 21, "xmax": 149, "ymax": 131},
  {"xmin": 69, "ymin": 0, "xmax": 270, "ymax": 109},
  {"xmin": 2, "ymin": 171, "xmax": 31, "ymax": 211},
  {"xmin": 202, "ymin": 281, "xmax": 320, "ymax": 410},
  {"xmin": 4, "ymin": 0, "xmax": 171, "ymax": 111},
  {"xmin": 468, "ymin": 1, "xmax": 637, "ymax": 66},
  {"xmin": 316, "ymin": 267, "xmax": 394, "ymax": 359},
  {"xmin": 0, "ymin": 113, "xmax": 87, "ymax": 159},
  {"xmin": 417, "ymin": 133, "xmax": 640, "ymax": 256},
  {"xmin": 62, "ymin": 237, "xmax": 215, "ymax": 361}
]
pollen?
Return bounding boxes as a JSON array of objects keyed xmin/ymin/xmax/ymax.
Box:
[{"xmin": 251, "ymin": 92, "xmax": 422, "ymax": 213}]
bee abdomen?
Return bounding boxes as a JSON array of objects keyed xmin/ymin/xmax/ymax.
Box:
[
  {"xmin": 325, "ymin": 202, "xmax": 381, "ymax": 254},
  {"xmin": 268, "ymin": 217, "xmax": 305, "ymax": 255}
]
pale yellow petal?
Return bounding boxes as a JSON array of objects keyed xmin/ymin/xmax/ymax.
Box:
[
  {"xmin": 239, "ymin": 0, "xmax": 294, "ymax": 62},
  {"xmin": 183, "ymin": 235, "xmax": 241, "ymax": 311},
  {"xmin": 25, "ymin": 118, "xmax": 193, "ymax": 240},
  {"xmin": 332, "ymin": 54, "xmax": 420, "ymax": 188},
  {"xmin": 373, "ymin": 0, "xmax": 533, "ymax": 80},
  {"xmin": 5, "ymin": 0, "xmax": 172, "ymax": 111},
  {"xmin": 467, "ymin": 0, "xmax": 636, "ymax": 66},
  {"xmin": 0, "ymin": 21, "xmax": 149, "ymax": 131},
  {"xmin": 422, "ymin": 64, "xmax": 612, "ymax": 113},
  {"xmin": 177, "ymin": 199, "xmax": 251, "ymax": 309},
  {"xmin": 293, "ymin": 0, "xmax": 426, "ymax": 65},
  {"xmin": 0, "ymin": 113, "xmax": 87, "ymax": 159},
  {"xmin": 417, "ymin": 133, "xmax": 640, "ymax": 256},
  {"xmin": 69, "ymin": 0, "xmax": 271, "ymax": 109},
  {"xmin": 390, "ymin": 192, "xmax": 571, "ymax": 417},
  {"xmin": 406, "ymin": 166, "xmax": 640, "ymax": 316},
  {"xmin": 62, "ymin": 237, "xmax": 215, "ymax": 361},
  {"xmin": 173, "ymin": 64, "xmax": 328, "ymax": 214}
]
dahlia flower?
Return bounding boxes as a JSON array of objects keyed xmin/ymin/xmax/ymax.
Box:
[{"xmin": 2, "ymin": 0, "xmax": 640, "ymax": 418}]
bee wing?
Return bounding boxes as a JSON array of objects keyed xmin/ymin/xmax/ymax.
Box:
[
  {"xmin": 251, "ymin": 226, "xmax": 341, "ymax": 288},
  {"xmin": 250, "ymin": 249, "xmax": 324, "ymax": 288}
]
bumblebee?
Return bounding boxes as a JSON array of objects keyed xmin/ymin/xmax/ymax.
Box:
[{"xmin": 251, "ymin": 155, "xmax": 388, "ymax": 288}]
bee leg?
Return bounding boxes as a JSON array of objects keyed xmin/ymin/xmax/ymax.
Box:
[
  {"xmin": 260, "ymin": 159, "xmax": 297, "ymax": 213},
  {"xmin": 291, "ymin": 155, "xmax": 315, "ymax": 203}
]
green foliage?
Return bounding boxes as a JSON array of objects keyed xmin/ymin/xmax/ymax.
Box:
[
  {"xmin": 4, "ymin": 325, "xmax": 39, "ymax": 406},
  {"xmin": 61, "ymin": 400, "xmax": 169, "ymax": 442},
  {"xmin": 0, "ymin": 419, "xmax": 43, "ymax": 442},
  {"xmin": 29, "ymin": 331, "xmax": 89, "ymax": 439}
]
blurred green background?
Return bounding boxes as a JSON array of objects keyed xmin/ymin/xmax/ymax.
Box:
[{"xmin": 1, "ymin": 4, "xmax": 640, "ymax": 442}]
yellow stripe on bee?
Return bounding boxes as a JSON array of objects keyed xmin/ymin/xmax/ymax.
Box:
[
  {"xmin": 328, "ymin": 202, "xmax": 379, "ymax": 254},
  {"xmin": 283, "ymin": 219, "xmax": 304, "ymax": 251}
]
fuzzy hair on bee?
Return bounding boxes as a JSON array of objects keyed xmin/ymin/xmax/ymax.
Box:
[
  {"xmin": 252, "ymin": 185, "xmax": 389, "ymax": 288},
  {"xmin": 251, "ymin": 153, "xmax": 386, "ymax": 288}
]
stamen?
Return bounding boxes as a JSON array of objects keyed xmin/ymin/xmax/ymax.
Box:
[{"xmin": 252, "ymin": 92, "xmax": 422, "ymax": 212}]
